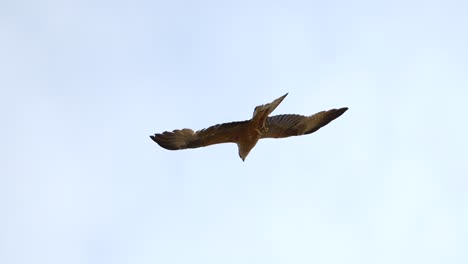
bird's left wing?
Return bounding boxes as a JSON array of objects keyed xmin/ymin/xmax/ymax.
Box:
[
  {"xmin": 262, "ymin": 107, "xmax": 348, "ymax": 138},
  {"xmin": 151, "ymin": 120, "xmax": 248, "ymax": 150}
]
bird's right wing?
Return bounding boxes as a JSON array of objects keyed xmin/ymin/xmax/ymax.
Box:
[
  {"xmin": 150, "ymin": 120, "xmax": 248, "ymax": 150},
  {"xmin": 262, "ymin": 107, "xmax": 348, "ymax": 138}
]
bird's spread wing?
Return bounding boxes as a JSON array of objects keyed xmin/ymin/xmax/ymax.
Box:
[
  {"xmin": 150, "ymin": 121, "xmax": 248, "ymax": 150},
  {"xmin": 262, "ymin": 107, "xmax": 348, "ymax": 138},
  {"xmin": 262, "ymin": 114, "xmax": 306, "ymax": 138}
]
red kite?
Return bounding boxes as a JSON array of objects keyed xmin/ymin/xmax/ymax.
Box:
[{"xmin": 150, "ymin": 93, "xmax": 348, "ymax": 161}]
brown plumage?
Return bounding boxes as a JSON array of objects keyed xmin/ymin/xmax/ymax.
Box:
[{"xmin": 150, "ymin": 93, "xmax": 348, "ymax": 161}]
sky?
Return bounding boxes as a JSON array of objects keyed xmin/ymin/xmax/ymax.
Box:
[{"xmin": 1, "ymin": 0, "xmax": 468, "ymax": 263}]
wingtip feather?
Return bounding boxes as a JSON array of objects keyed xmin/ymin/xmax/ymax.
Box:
[
  {"xmin": 337, "ymin": 107, "xmax": 349, "ymax": 116},
  {"xmin": 150, "ymin": 133, "xmax": 180, "ymax": 150}
]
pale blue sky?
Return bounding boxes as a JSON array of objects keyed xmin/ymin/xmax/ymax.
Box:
[{"xmin": 1, "ymin": 0, "xmax": 468, "ymax": 263}]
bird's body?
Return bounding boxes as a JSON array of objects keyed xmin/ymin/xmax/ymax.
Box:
[{"xmin": 150, "ymin": 93, "xmax": 348, "ymax": 161}]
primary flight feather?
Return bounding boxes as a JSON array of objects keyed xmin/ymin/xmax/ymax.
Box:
[{"xmin": 150, "ymin": 93, "xmax": 348, "ymax": 161}]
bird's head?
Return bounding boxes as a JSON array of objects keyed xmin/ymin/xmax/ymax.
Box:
[
  {"xmin": 238, "ymin": 151, "xmax": 248, "ymax": 162},
  {"xmin": 238, "ymin": 145, "xmax": 252, "ymax": 162}
]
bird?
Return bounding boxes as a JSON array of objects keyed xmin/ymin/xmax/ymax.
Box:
[{"xmin": 150, "ymin": 93, "xmax": 348, "ymax": 161}]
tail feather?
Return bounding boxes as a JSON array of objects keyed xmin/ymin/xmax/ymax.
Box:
[{"xmin": 252, "ymin": 93, "xmax": 288, "ymax": 122}]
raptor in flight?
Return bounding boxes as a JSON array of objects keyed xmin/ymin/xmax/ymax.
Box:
[{"xmin": 150, "ymin": 93, "xmax": 348, "ymax": 161}]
